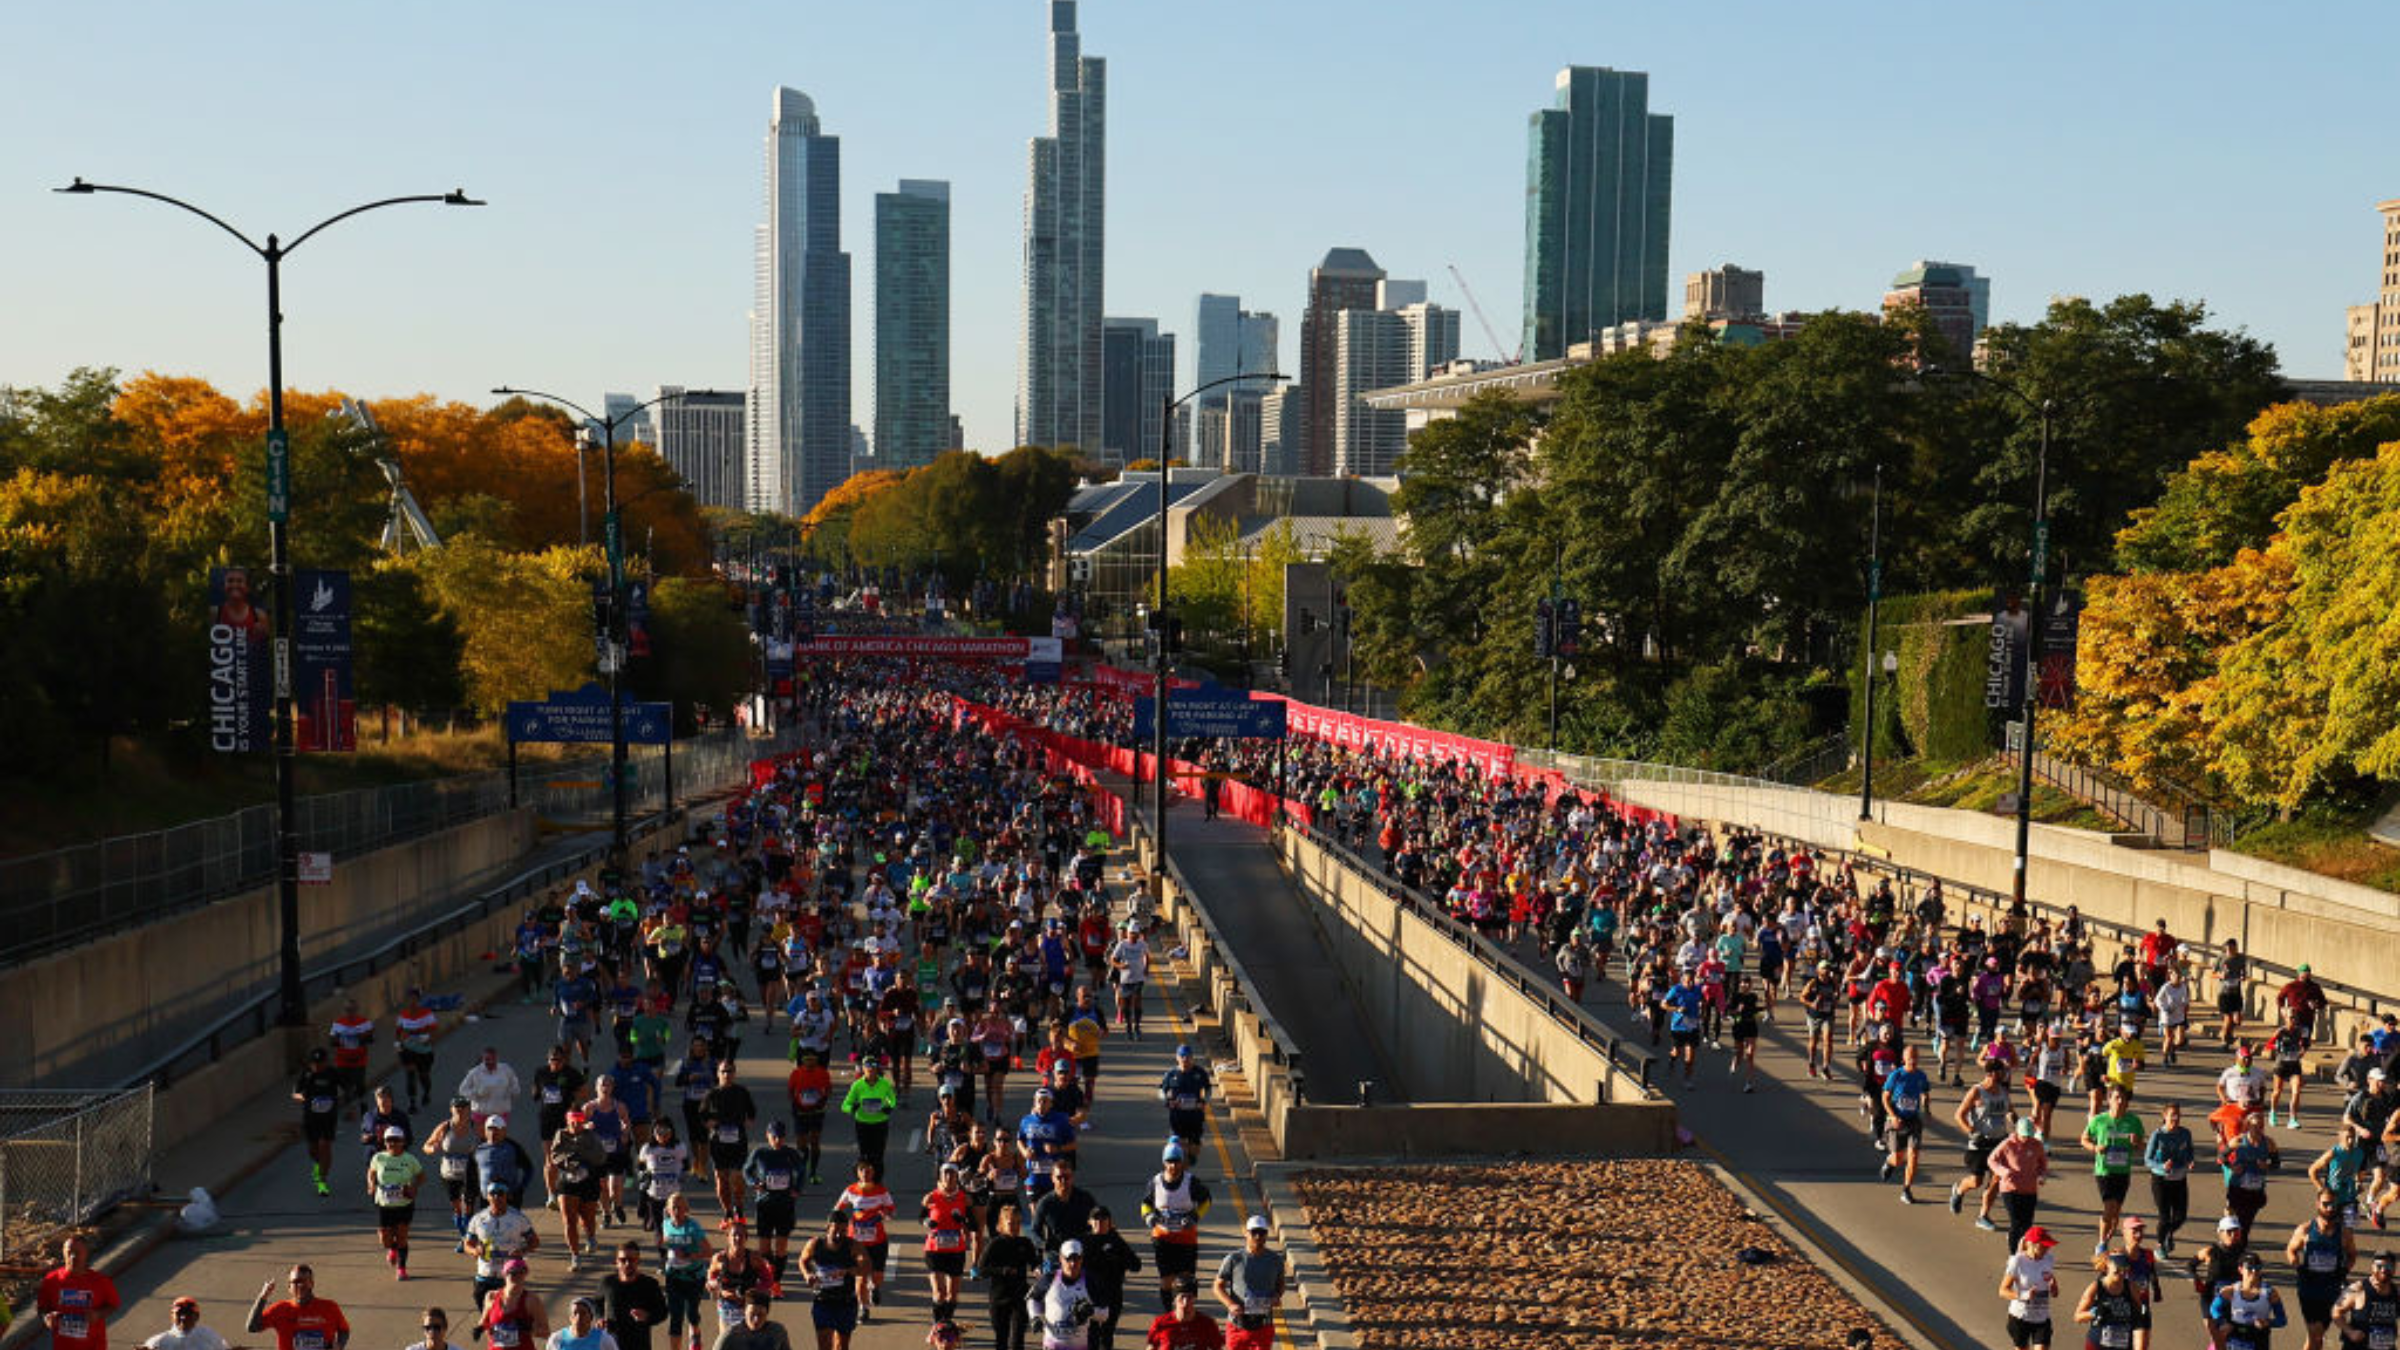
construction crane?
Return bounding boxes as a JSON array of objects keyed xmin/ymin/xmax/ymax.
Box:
[
  {"xmin": 334, "ymin": 398, "xmax": 443, "ymax": 553},
  {"xmin": 1447, "ymin": 262, "xmax": 1522, "ymax": 365}
]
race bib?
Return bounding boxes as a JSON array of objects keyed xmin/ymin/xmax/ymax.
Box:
[
  {"xmin": 1894, "ymin": 1092, "xmax": 1920, "ymax": 1114},
  {"xmin": 1159, "ymin": 1211, "xmax": 1195, "ymax": 1232},
  {"xmin": 762, "ymin": 1170, "xmax": 792, "ymax": 1191},
  {"xmin": 1171, "ymin": 1094, "xmax": 1200, "ymax": 1110},
  {"xmin": 378, "ymin": 1182, "xmax": 409, "ymax": 1205},
  {"xmin": 57, "ymin": 1316, "xmax": 88, "ymax": 1340},
  {"xmin": 1244, "ymin": 1296, "xmax": 1272, "ymax": 1316},
  {"xmin": 929, "ymin": 1227, "xmax": 966, "ymax": 1253},
  {"xmin": 542, "ymin": 1086, "xmax": 564, "ymax": 1104},
  {"xmin": 442, "ymin": 1155, "xmax": 470, "ymax": 1180},
  {"xmin": 2160, "ymin": 1160, "xmax": 2187, "ymax": 1181},
  {"xmin": 717, "ymin": 1124, "xmax": 741, "ymax": 1143},
  {"xmin": 294, "ymin": 1332, "xmax": 331, "ymax": 1350},
  {"xmin": 2367, "ymin": 1330, "xmax": 2394, "ymax": 1350},
  {"xmin": 2102, "ymin": 1144, "xmax": 2129, "ymax": 1170},
  {"xmin": 561, "ymin": 1160, "xmax": 589, "ymax": 1182},
  {"xmin": 308, "ymin": 1096, "xmax": 335, "ymax": 1113},
  {"xmin": 2096, "ymin": 1326, "xmax": 2130, "ymax": 1348},
  {"xmin": 2237, "ymin": 1168, "xmax": 2266, "ymax": 1191},
  {"xmin": 2308, "ymin": 1248, "xmax": 2338, "ymax": 1272},
  {"xmin": 798, "ymin": 1090, "xmax": 825, "ymax": 1108}
]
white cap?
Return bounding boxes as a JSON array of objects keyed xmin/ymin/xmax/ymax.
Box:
[
  {"xmin": 1246, "ymin": 1214, "xmax": 1270, "ymax": 1232},
  {"xmin": 1060, "ymin": 1239, "xmax": 1085, "ymax": 1257}
]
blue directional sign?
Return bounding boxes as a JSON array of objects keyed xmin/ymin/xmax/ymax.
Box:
[
  {"xmin": 505, "ymin": 683, "xmax": 672, "ymax": 745},
  {"xmin": 1132, "ymin": 692, "xmax": 1287, "ymax": 740}
]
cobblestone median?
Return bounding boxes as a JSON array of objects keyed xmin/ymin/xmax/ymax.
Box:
[{"xmin": 1295, "ymin": 1160, "xmax": 1903, "ymax": 1349}]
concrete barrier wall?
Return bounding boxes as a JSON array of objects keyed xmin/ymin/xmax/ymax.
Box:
[
  {"xmin": 1618, "ymin": 778, "xmax": 2400, "ymax": 1040},
  {"xmin": 143, "ymin": 813, "xmax": 693, "ymax": 1157},
  {"xmin": 1282, "ymin": 1101, "xmax": 1676, "ymax": 1159},
  {"xmin": 7, "ymin": 809, "xmax": 536, "ymax": 1087}
]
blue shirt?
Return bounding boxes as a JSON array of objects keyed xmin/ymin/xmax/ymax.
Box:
[
  {"xmin": 1882, "ymin": 1067, "xmax": 1931, "ymax": 1118},
  {"xmin": 1663, "ymin": 983, "xmax": 1705, "ymax": 1033}
]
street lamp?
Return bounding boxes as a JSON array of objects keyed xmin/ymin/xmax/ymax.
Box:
[
  {"xmin": 59, "ymin": 177, "xmax": 483, "ymax": 1031},
  {"xmin": 1930, "ymin": 366, "xmax": 2054, "ymax": 908},
  {"xmin": 1858, "ymin": 463, "xmax": 1884, "ymax": 821},
  {"xmin": 1152, "ymin": 370, "xmax": 1288, "ymax": 903},
  {"xmin": 490, "ymin": 386, "xmax": 690, "ymax": 858}
]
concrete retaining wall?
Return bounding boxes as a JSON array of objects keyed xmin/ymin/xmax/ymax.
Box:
[
  {"xmin": 1281, "ymin": 1102, "xmax": 1675, "ymax": 1159},
  {"xmin": 5, "ymin": 809, "xmax": 536, "ymax": 1087}
]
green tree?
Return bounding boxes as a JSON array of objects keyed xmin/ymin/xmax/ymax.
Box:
[{"xmin": 639, "ymin": 577, "xmax": 755, "ymax": 730}]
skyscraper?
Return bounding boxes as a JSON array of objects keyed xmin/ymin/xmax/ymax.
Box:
[
  {"xmin": 1332, "ymin": 300, "xmax": 1458, "ymax": 477},
  {"xmin": 650, "ymin": 387, "xmax": 747, "ymax": 511},
  {"xmin": 1100, "ymin": 317, "xmax": 1174, "ymax": 466},
  {"xmin": 1018, "ymin": 0, "xmax": 1107, "ymax": 455},
  {"xmin": 748, "ymin": 87, "xmax": 852, "ymax": 519},
  {"xmin": 1193, "ymin": 294, "xmax": 1279, "ymax": 470},
  {"xmin": 1299, "ymin": 248, "xmax": 1385, "ymax": 476},
  {"xmin": 874, "ymin": 179, "xmax": 952, "ymax": 472},
  {"xmin": 2349, "ymin": 200, "xmax": 2400, "ymax": 383},
  {"xmin": 1521, "ymin": 67, "xmax": 1674, "ymax": 362},
  {"xmin": 1883, "ymin": 262, "xmax": 1987, "ymax": 365}
]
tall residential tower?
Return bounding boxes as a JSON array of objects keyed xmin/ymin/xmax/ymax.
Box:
[
  {"xmin": 748, "ymin": 87, "xmax": 852, "ymax": 518},
  {"xmin": 874, "ymin": 179, "xmax": 952, "ymax": 471},
  {"xmin": 1018, "ymin": 1, "xmax": 1107, "ymax": 454},
  {"xmin": 1298, "ymin": 248, "xmax": 1385, "ymax": 476},
  {"xmin": 1521, "ymin": 67, "xmax": 1673, "ymax": 362}
]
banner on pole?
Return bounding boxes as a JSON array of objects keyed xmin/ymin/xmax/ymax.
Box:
[
  {"xmin": 206, "ymin": 565, "xmax": 273, "ymax": 753},
  {"xmin": 292, "ymin": 569, "xmax": 356, "ymax": 753},
  {"xmin": 1984, "ymin": 591, "xmax": 2029, "ymax": 710}
]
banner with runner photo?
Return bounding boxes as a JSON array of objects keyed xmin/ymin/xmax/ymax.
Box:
[{"xmin": 206, "ymin": 565, "xmax": 272, "ymax": 753}]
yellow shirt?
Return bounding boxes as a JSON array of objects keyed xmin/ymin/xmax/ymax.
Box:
[
  {"xmin": 1066, "ymin": 1016, "xmax": 1104, "ymax": 1059},
  {"xmin": 2101, "ymin": 1035, "xmax": 2145, "ymax": 1088}
]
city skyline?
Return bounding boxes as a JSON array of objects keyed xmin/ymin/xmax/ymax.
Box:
[{"xmin": 8, "ymin": 1, "xmax": 2398, "ymax": 471}]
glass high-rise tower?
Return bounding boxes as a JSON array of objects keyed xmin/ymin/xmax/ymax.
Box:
[
  {"xmin": 874, "ymin": 179, "xmax": 952, "ymax": 471},
  {"xmin": 1017, "ymin": 1, "xmax": 1107, "ymax": 455},
  {"xmin": 748, "ymin": 87, "xmax": 852, "ymax": 518},
  {"xmin": 1521, "ymin": 67, "xmax": 1673, "ymax": 363}
]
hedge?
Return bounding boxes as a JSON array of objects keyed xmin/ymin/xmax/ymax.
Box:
[{"xmin": 1853, "ymin": 588, "xmax": 1997, "ymax": 763}]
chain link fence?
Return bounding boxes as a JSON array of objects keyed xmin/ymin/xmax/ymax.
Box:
[
  {"xmin": 0, "ymin": 730, "xmax": 765, "ymax": 964},
  {"xmin": 0, "ymin": 1087, "xmax": 154, "ymax": 1263}
]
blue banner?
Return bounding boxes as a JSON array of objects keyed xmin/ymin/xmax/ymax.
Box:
[
  {"xmin": 1132, "ymin": 692, "xmax": 1287, "ymax": 741},
  {"xmin": 206, "ymin": 565, "xmax": 273, "ymax": 753},
  {"xmin": 293, "ymin": 569, "xmax": 356, "ymax": 752},
  {"xmin": 506, "ymin": 683, "xmax": 672, "ymax": 745}
]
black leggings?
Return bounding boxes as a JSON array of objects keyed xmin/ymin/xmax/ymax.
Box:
[
  {"xmin": 2150, "ymin": 1175, "xmax": 2190, "ymax": 1244},
  {"xmin": 988, "ymin": 1292, "xmax": 1029, "ymax": 1350},
  {"xmin": 2003, "ymin": 1191, "xmax": 2040, "ymax": 1252},
  {"xmin": 855, "ymin": 1119, "xmax": 889, "ymax": 1173}
]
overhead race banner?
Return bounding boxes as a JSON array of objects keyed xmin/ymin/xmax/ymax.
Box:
[
  {"xmin": 293, "ymin": 569, "xmax": 356, "ymax": 753},
  {"xmin": 206, "ymin": 565, "xmax": 273, "ymax": 753},
  {"xmin": 792, "ymin": 635, "xmax": 1034, "ymax": 659}
]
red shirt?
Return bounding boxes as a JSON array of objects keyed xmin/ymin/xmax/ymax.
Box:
[
  {"xmin": 1146, "ymin": 1310, "xmax": 1225, "ymax": 1350},
  {"xmin": 37, "ymin": 1268, "xmax": 120, "ymax": 1350},
  {"xmin": 2139, "ymin": 932, "xmax": 2178, "ymax": 968},
  {"xmin": 922, "ymin": 1189, "xmax": 973, "ymax": 1253},
  {"xmin": 1866, "ymin": 978, "xmax": 1912, "ymax": 1023},
  {"xmin": 257, "ymin": 1298, "xmax": 349, "ymax": 1350}
]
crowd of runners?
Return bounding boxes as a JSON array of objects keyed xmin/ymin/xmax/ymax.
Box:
[
  {"xmin": 30, "ymin": 654, "xmax": 2400, "ymax": 1350},
  {"xmin": 972, "ymin": 675, "xmax": 2400, "ymax": 1350}
]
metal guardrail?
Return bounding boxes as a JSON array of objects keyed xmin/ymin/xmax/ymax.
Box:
[
  {"xmin": 116, "ymin": 732, "xmax": 797, "ymax": 1094},
  {"xmin": 1754, "ymin": 732, "xmax": 1854, "ymax": 788},
  {"xmin": 1124, "ymin": 808, "xmax": 1311, "ymax": 1104},
  {"xmin": 1286, "ymin": 821, "xmax": 1663, "ymax": 1100},
  {"xmin": 0, "ymin": 730, "xmax": 758, "ymax": 966}
]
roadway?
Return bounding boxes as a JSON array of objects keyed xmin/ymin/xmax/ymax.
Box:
[{"xmin": 76, "ymin": 900, "xmax": 1283, "ymax": 1350}]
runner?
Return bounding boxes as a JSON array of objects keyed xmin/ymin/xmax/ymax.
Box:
[
  {"xmin": 1080, "ymin": 1209, "xmax": 1142, "ymax": 1350},
  {"xmin": 426, "ymin": 1098, "xmax": 484, "ymax": 1248},
  {"xmin": 246, "ymin": 1267, "xmax": 350, "ymax": 1350},
  {"xmin": 1158, "ymin": 1047, "xmax": 1213, "ymax": 1152},
  {"xmin": 1141, "ymin": 1282, "xmax": 1222, "ymax": 1350},
  {"xmin": 368, "ymin": 1125, "xmax": 428, "ymax": 1280},
  {"xmin": 1988, "ymin": 1119, "xmax": 2053, "ymax": 1248},
  {"xmin": 586, "ymin": 1074, "xmax": 640, "ymax": 1226},
  {"xmin": 329, "ymin": 1000, "xmax": 375, "ymax": 1110},
  {"xmin": 981, "ymin": 1205, "xmax": 1041, "ymax": 1350},
  {"xmin": 742, "ymin": 1122, "xmax": 807, "ymax": 1281},
  {"xmin": 1030, "ymin": 1240, "xmax": 1107, "ymax": 1350},
  {"xmin": 397, "ymin": 989, "xmax": 442, "ymax": 1110},
  {"xmin": 474, "ymin": 1261, "xmax": 547, "ymax": 1350},
  {"xmin": 2082, "ymin": 1084, "xmax": 2147, "ymax": 1255},
  {"xmin": 796, "ymin": 1213, "xmax": 868, "ymax": 1350},
  {"xmin": 2272, "ymin": 1010, "xmax": 2315, "ymax": 1130},
  {"xmin": 831, "ymin": 1160, "xmax": 896, "ymax": 1318},
  {"xmin": 2331, "ymin": 1251, "xmax": 2399, "ymax": 1349},
  {"xmin": 1211, "ymin": 1218, "xmax": 1283, "ymax": 1350},
  {"xmin": 658, "ymin": 1194, "xmax": 713, "ymax": 1350},
  {"xmin": 460, "ymin": 1048, "xmax": 524, "ymax": 1132},
  {"xmin": 294, "ymin": 1048, "xmax": 345, "ymax": 1197},
  {"xmin": 1142, "ymin": 1143, "xmax": 1213, "ymax": 1312},
  {"xmin": 138, "ymin": 1298, "xmax": 228, "ymax": 1350},
  {"xmin": 1996, "ymin": 1225, "xmax": 2059, "ymax": 1350},
  {"xmin": 2286, "ymin": 1188, "xmax": 2358, "ymax": 1348},
  {"xmin": 1950, "ymin": 1060, "xmax": 2016, "ymax": 1226},
  {"xmin": 549, "ymin": 1110, "xmax": 609, "ymax": 1271},
  {"xmin": 2224, "ymin": 1109, "xmax": 2283, "ymax": 1240},
  {"xmin": 37, "ymin": 1234, "xmax": 121, "ymax": 1350},
  {"xmin": 602, "ymin": 1243, "xmax": 668, "ymax": 1350},
  {"xmin": 2207, "ymin": 1253, "xmax": 2289, "ymax": 1350},
  {"xmin": 542, "ymin": 1298, "xmax": 615, "ymax": 1350},
  {"xmin": 840, "ymin": 1058, "xmax": 899, "ymax": 1176},
  {"xmin": 1662, "ymin": 969, "xmax": 1706, "ymax": 1091},
  {"xmin": 703, "ymin": 1061, "xmax": 759, "ymax": 1216},
  {"xmin": 704, "ymin": 1224, "xmax": 776, "ymax": 1345},
  {"xmin": 921, "ymin": 1164, "xmax": 976, "ymax": 1327},
  {"xmin": 2145, "ymin": 1102, "xmax": 2196, "ymax": 1258},
  {"xmin": 1798, "ymin": 961, "xmax": 1840, "ymax": 1081},
  {"xmin": 2071, "ymin": 1253, "xmax": 2147, "ymax": 1349},
  {"xmin": 1881, "ymin": 1043, "xmax": 1933, "ymax": 1204},
  {"xmin": 465, "ymin": 1184, "xmax": 540, "ymax": 1314}
]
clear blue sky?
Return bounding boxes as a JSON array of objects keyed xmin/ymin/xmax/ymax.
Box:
[{"xmin": 4, "ymin": 1, "xmax": 2393, "ymax": 459}]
